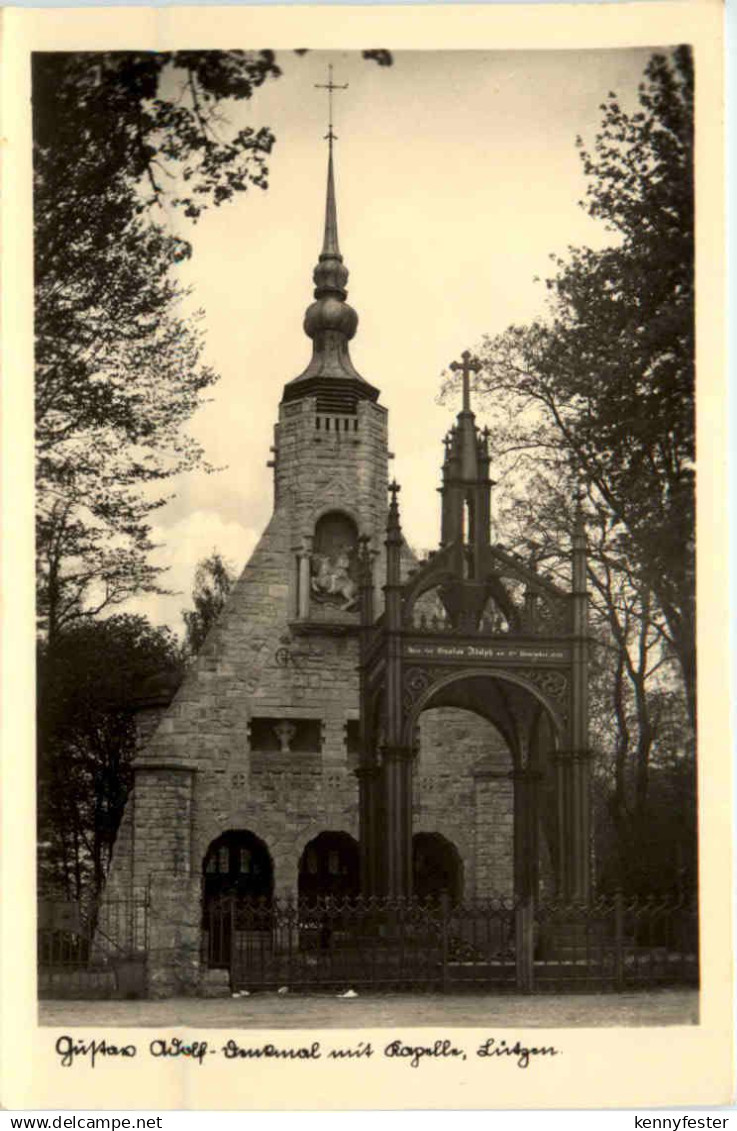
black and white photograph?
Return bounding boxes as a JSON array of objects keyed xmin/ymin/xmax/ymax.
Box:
[{"xmin": 0, "ymin": 1, "xmax": 731, "ymax": 1112}]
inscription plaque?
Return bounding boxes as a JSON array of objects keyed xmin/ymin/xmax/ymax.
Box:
[{"xmin": 404, "ymin": 640, "xmax": 570, "ymax": 664}]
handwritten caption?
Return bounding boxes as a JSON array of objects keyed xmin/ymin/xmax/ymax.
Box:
[{"xmin": 55, "ymin": 1035, "xmax": 559, "ymax": 1071}]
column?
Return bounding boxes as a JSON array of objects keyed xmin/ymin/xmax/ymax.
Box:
[
  {"xmin": 513, "ymin": 768, "xmax": 540, "ymax": 901},
  {"xmin": 569, "ymin": 496, "xmax": 591, "ymax": 901},
  {"xmin": 356, "ymin": 764, "xmax": 380, "ymax": 895},
  {"xmin": 296, "ymin": 537, "xmax": 312, "ymax": 620},
  {"xmin": 382, "ymin": 482, "xmax": 412, "ymax": 897},
  {"xmin": 382, "ymin": 745, "xmax": 414, "ymax": 897}
]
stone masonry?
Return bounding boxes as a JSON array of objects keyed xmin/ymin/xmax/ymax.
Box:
[{"xmin": 101, "ymin": 137, "xmax": 523, "ymax": 996}]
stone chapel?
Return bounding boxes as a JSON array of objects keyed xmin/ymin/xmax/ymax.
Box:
[{"xmin": 102, "ymin": 128, "xmax": 587, "ymax": 995}]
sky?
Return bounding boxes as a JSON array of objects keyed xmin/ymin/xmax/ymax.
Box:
[{"xmin": 124, "ymin": 46, "xmax": 659, "ymax": 633}]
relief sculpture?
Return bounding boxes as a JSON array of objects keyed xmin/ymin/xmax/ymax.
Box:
[{"xmin": 310, "ymin": 545, "xmax": 359, "ymax": 610}]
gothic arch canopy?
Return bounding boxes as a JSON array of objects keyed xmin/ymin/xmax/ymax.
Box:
[
  {"xmin": 356, "ymin": 353, "xmax": 590, "ymax": 901},
  {"xmin": 403, "ymin": 666, "xmax": 566, "ymax": 751}
]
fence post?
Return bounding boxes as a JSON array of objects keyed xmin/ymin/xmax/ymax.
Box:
[
  {"xmin": 515, "ymin": 897, "xmax": 534, "ymax": 993},
  {"xmin": 614, "ymin": 888, "xmax": 625, "ymax": 991},
  {"xmin": 439, "ymin": 891, "xmax": 450, "ymax": 994},
  {"xmin": 229, "ymin": 895, "xmax": 236, "ymax": 987}
]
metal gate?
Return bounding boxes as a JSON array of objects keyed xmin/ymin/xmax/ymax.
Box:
[{"xmin": 205, "ymin": 893, "xmax": 698, "ymax": 994}]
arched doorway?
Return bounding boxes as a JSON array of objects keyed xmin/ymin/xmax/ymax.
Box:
[
  {"xmin": 412, "ymin": 832, "xmax": 463, "ymax": 902},
  {"xmin": 203, "ymin": 830, "xmax": 273, "ymax": 968},
  {"xmin": 298, "ymin": 831, "xmax": 359, "ymax": 902},
  {"xmin": 409, "ymin": 672, "xmax": 562, "ymax": 902}
]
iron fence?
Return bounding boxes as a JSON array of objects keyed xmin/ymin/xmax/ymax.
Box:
[
  {"xmin": 206, "ymin": 892, "xmax": 698, "ymax": 994},
  {"xmin": 37, "ymin": 890, "xmax": 697, "ymax": 996},
  {"xmin": 38, "ymin": 894, "xmax": 149, "ymax": 998}
]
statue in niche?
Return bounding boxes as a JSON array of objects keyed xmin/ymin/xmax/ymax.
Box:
[
  {"xmin": 273, "ymin": 720, "xmax": 297, "ymax": 753},
  {"xmin": 310, "ymin": 511, "xmax": 359, "ymax": 611}
]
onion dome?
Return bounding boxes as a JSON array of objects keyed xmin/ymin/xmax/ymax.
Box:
[{"xmin": 282, "ymin": 137, "xmax": 379, "ymax": 410}]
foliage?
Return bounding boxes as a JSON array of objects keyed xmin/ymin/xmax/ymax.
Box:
[
  {"xmin": 37, "ymin": 615, "xmax": 183, "ymax": 902},
  {"xmin": 182, "ymin": 550, "xmax": 236, "ymax": 656},
  {"xmin": 439, "ymin": 49, "xmax": 696, "ymax": 890},
  {"xmin": 32, "ymin": 51, "xmax": 278, "ymax": 640},
  {"xmin": 452, "ymin": 47, "xmax": 695, "ymax": 724},
  {"xmin": 34, "ymin": 50, "xmax": 392, "ymax": 642},
  {"xmin": 497, "ymin": 471, "xmax": 694, "ymax": 894}
]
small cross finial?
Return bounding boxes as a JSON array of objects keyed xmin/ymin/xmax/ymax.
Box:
[
  {"xmin": 315, "ymin": 64, "xmax": 349, "ymax": 146},
  {"xmin": 449, "ymin": 349, "xmax": 482, "ymax": 413},
  {"xmin": 389, "ymin": 479, "xmax": 401, "ymax": 500}
]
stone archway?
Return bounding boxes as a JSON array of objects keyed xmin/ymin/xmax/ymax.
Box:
[
  {"xmin": 202, "ymin": 830, "xmax": 274, "ymax": 969},
  {"xmin": 412, "ymin": 832, "xmax": 463, "ymax": 902},
  {"xmin": 203, "ymin": 829, "xmax": 274, "ymax": 902},
  {"xmin": 298, "ymin": 831, "xmax": 360, "ymax": 902},
  {"xmin": 358, "ymin": 375, "xmax": 590, "ymax": 902},
  {"xmin": 407, "ymin": 672, "xmax": 560, "ymax": 903}
]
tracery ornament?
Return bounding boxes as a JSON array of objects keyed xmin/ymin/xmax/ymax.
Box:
[
  {"xmin": 402, "ymin": 667, "xmax": 434, "ymax": 712},
  {"xmin": 401, "ymin": 666, "xmax": 459, "ymax": 712},
  {"xmin": 515, "ymin": 668, "xmax": 570, "ymax": 728},
  {"xmin": 515, "ymin": 668, "xmax": 568, "ymax": 702}
]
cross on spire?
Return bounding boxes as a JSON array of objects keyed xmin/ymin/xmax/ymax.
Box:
[
  {"xmin": 449, "ymin": 350, "xmax": 482, "ymax": 413},
  {"xmin": 315, "ymin": 64, "xmax": 349, "ymax": 146}
]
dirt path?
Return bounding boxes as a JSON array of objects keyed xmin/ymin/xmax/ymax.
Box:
[{"xmin": 40, "ymin": 988, "xmax": 698, "ymax": 1029}]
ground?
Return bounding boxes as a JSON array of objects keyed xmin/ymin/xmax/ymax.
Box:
[{"xmin": 40, "ymin": 988, "xmax": 698, "ymax": 1028}]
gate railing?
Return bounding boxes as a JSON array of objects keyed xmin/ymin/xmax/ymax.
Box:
[
  {"xmin": 38, "ymin": 894, "xmax": 150, "ymax": 970},
  {"xmin": 206, "ymin": 891, "xmax": 698, "ymax": 994}
]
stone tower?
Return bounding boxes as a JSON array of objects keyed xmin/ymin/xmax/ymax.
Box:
[
  {"xmin": 102, "ymin": 126, "xmax": 527, "ymax": 997},
  {"xmin": 103, "ymin": 137, "xmax": 392, "ymax": 994}
]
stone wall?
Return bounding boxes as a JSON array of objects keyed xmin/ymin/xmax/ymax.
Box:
[
  {"xmin": 100, "ymin": 388, "xmax": 525, "ymax": 995},
  {"xmin": 101, "ymin": 393, "xmax": 392, "ymax": 990},
  {"xmin": 416, "ymin": 707, "xmax": 514, "ymax": 897}
]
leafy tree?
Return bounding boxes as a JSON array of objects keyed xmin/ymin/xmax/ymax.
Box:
[
  {"xmin": 182, "ymin": 550, "xmax": 235, "ymax": 656},
  {"xmin": 496, "ymin": 472, "xmax": 694, "ymax": 894},
  {"xmin": 458, "ymin": 47, "xmax": 695, "ymax": 725},
  {"xmin": 37, "ymin": 614, "xmax": 183, "ymax": 902},
  {"xmin": 34, "ymin": 51, "xmax": 391, "ymax": 642}
]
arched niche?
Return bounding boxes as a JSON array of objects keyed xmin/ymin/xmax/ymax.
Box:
[
  {"xmin": 412, "ymin": 832, "xmax": 463, "ymax": 902},
  {"xmin": 298, "ymin": 831, "xmax": 360, "ymax": 902},
  {"xmin": 203, "ymin": 829, "xmax": 274, "ymax": 903},
  {"xmin": 310, "ymin": 511, "xmax": 359, "ymax": 612}
]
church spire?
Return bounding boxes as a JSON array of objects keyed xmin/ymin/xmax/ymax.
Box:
[
  {"xmin": 321, "ymin": 139, "xmax": 340, "ymax": 259},
  {"xmin": 282, "ymin": 66, "xmax": 379, "ymax": 407}
]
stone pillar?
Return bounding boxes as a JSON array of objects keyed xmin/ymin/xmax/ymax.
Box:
[
  {"xmin": 356, "ymin": 764, "xmax": 380, "ymax": 895},
  {"xmin": 357, "ymin": 535, "xmax": 379, "ymax": 894},
  {"xmin": 571, "ymin": 751, "xmax": 592, "ymax": 901},
  {"xmin": 131, "ymin": 762, "xmax": 200, "ymax": 996},
  {"xmin": 381, "ymin": 481, "xmax": 412, "ymax": 897},
  {"xmin": 553, "ymin": 749, "xmax": 592, "ymax": 901},
  {"xmin": 553, "ymin": 751, "xmax": 571, "ymax": 898},
  {"xmin": 146, "ymin": 875, "xmax": 203, "ymax": 998},
  {"xmin": 296, "ymin": 538, "xmax": 312, "ymax": 620},
  {"xmin": 382, "ymin": 745, "xmax": 414, "ymax": 897},
  {"xmin": 513, "ymin": 769, "xmax": 540, "ymax": 901},
  {"xmin": 569, "ymin": 497, "xmax": 591, "ymax": 902}
]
